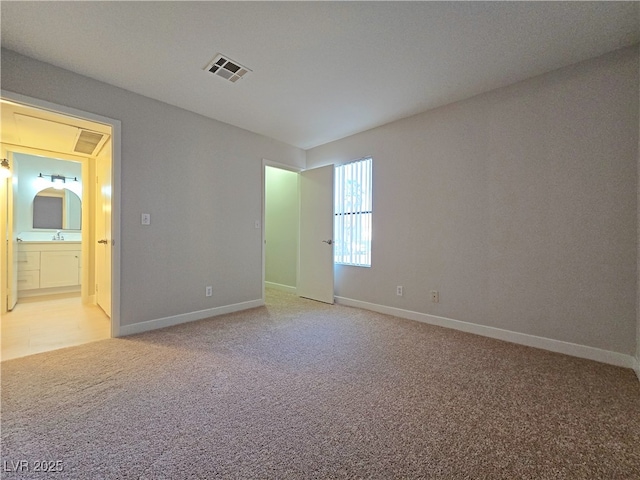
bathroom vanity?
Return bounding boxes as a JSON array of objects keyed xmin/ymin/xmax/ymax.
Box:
[{"xmin": 17, "ymin": 242, "xmax": 81, "ymax": 297}]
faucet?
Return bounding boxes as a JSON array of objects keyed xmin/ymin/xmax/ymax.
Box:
[{"xmin": 52, "ymin": 230, "xmax": 64, "ymax": 241}]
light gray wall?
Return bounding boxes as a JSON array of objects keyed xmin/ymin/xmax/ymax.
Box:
[
  {"xmin": 265, "ymin": 166, "xmax": 299, "ymax": 289},
  {"xmin": 308, "ymin": 46, "xmax": 639, "ymax": 355},
  {"xmin": 2, "ymin": 49, "xmax": 305, "ymax": 326}
]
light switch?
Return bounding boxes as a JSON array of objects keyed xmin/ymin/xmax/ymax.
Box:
[{"xmin": 141, "ymin": 213, "xmax": 151, "ymax": 225}]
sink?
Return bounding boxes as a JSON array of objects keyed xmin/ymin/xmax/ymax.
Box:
[{"xmin": 17, "ymin": 232, "xmax": 82, "ymax": 242}]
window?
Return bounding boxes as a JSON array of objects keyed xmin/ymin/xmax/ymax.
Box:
[{"xmin": 334, "ymin": 157, "xmax": 372, "ymax": 266}]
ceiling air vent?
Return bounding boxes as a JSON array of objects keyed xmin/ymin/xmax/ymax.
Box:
[
  {"xmin": 74, "ymin": 129, "xmax": 107, "ymax": 155},
  {"xmin": 205, "ymin": 54, "xmax": 251, "ymax": 83}
]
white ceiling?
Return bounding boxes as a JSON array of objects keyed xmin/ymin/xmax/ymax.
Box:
[
  {"xmin": 1, "ymin": 99, "xmax": 111, "ymax": 159},
  {"xmin": 1, "ymin": 2, "xmax": 638, "ymax": 150}
]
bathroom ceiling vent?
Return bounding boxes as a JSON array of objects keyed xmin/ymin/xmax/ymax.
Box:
[
  {"xmin": 205, "ymin": 54, "xmax": 251, "ymax": 83},
  {"xmin": 73, "ymin": 129, "xmax": 108, "ymax": 156}
]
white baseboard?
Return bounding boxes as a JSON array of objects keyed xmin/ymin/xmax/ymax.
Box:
[
  {"xmin": 18, "ymin": 285, "xmax": 80, "ymax": 298},
  {"xmin": 335, "ymin": 296, "xmax": 636, "ymax": 370},
  {"xmin": 117, "ymin": 299, "xmax": 264, "ymax": 337},
  {"xmin": 265, "ymin": 282, "xmax": 297, "ymax": 294}
]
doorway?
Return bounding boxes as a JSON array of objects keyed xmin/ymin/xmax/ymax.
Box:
[
  {"xmin": 263, "ymin": 163, "xmax": 300, "ymax": 297},
  {"xmin": 262, "ymin": 161, "xmax": 335, "ymax": 304},
  {"xmin": 0, "ymin": 93, "xmax": 120, "ymax": 359}
]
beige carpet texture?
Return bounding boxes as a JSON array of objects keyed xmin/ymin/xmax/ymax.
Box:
[{"xmin": 1, "ymin": 290, "xmax": 639, "ymax": 479}]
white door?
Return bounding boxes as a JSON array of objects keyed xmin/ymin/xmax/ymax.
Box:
[
  {"xmin": 1, "ymin": 148, "xmax": 18, "ymax": 311},
  {"xmin": 298, "ymin": 164, "xmax": 334, "ymax": 304},
  {"xmin": 95, "ymin": 148, "xmax": 112, "ymax": 317},
  {"xmin": 0, "ymin": 158, "xmax": 6, "ymax": 314}
]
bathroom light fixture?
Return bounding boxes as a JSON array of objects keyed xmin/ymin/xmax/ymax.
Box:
[
  {"xmin": 0, "ymin": 158, "xmax": 11, "ymax": 179},
  {"xmin": 38, "ymin": 173, "xmax": 79, "ymax": 190}
]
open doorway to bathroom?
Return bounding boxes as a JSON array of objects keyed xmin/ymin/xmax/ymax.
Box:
[{"xmin": 0, "ymin": 97, "xmax": 115, "ymax": 360}]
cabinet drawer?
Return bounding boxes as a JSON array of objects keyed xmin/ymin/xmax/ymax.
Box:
[
  {"xmin": 17, "ymin": 251, "xmax": 40, "ymax": 271},
  {"xmin": 18, "ymin": 270, "xmax": 40, "ymax": 290}
]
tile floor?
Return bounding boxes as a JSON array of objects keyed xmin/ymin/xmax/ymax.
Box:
[{"xmin": 1, "ymin": 293, "xmax": 110, "ymax": 361}]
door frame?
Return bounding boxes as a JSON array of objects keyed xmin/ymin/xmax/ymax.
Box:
[
  {"xmin": 1, "ymin": 90, "xmax": 122, "ymax": 337},
  {"xmin": 1, "ymin": 144, "xmax": 89, "ymax": 308},
  {"xmin": 261, "ymin": 158, "xmax": 302, "ymax": 303}
]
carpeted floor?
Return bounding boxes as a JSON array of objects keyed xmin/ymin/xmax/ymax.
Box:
[{"xmin": 1, "ymin": 289, "xmax": 639, "ymax": 479}]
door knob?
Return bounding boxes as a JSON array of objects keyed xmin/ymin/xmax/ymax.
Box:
[
  {"xmin": 98, "ymin": 239, "xmax": 108, "ymax": 244},
  {"xmin": 322, "ymin": 239, "xmax": 333, "ymax": 245}
]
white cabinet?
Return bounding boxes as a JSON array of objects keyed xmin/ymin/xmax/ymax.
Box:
[
  {"xmin": 18, "ymin": 270, "xmax": 40, "ymax": 290},
  {"xmin": 40, "ymin": 251, "xmax": 80, "ymax": 287},
  {"xmin": 17, "ymin": 242, "xmax": 81, "ymax": 295},
  {"xmin": 17, "ymin": 251, "xmax": 41, "ymax": 290},
  {"xmin": 18, "ymin": 251, "xmax": 40, "ymax": 270}
]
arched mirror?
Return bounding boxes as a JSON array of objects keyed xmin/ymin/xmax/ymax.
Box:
[{"xmin": 33, "ymin": 187, "xmax": 82, "ymax": 230}]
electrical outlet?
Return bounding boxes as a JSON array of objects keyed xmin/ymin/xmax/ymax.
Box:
[
  {"xmin": 431, "ymin": 290, "xmax": 439, "ymax": 303},
  {"xmin": 396, "ymin": 286, "xmax": 403, "ymax": 296},
  {"xmin": 206, "ymin": 286, "xmax": 213, "ymax": 297},
  {"xmin": 141, "ymin": 213, "xmax": 151, "ymax": 225}
]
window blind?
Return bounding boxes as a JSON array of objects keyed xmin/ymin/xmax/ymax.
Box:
[{"xmin": 334, "ymin": 157, "xmax": 372, "ymax": 267}]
